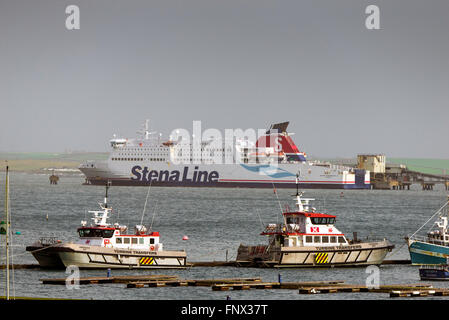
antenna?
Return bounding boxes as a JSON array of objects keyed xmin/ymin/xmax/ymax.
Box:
[
  {"xmin": 272, "ymin": 181, "xmax": 287, "ymax": 226},
  {"xmin": 104, "ymin": 180, "xmax": 111, "ymax": 208},
  {"xmin": 272, "ymin": 181, "xmax": 283, "ymax": 215},
  {"xmin": 149, "ymin": 199, "xmax": 159, "ymax": 232},
  {"xmin": 295, "ymin": 171, "xmax": 300, "ymax": 197},
  {"xmin": 140, "ymin": 179, "xmax": 153, "ymax": 226},
  {"xmin": 294, "ymin": 171, "xmax": 305, "ymax": 212},
  {"xmin": 255, "ymin": 208, "xmax": 265, "ymax": 232}
]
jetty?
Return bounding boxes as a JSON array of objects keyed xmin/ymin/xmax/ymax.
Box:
[
  {"xmin": 38, "ymin": 274, "xmax": 449, "ymax": 298},
  {"xmin": 0, "ymin": 259, "xmax": 411, "ymax": 270},
  {"xmin": 355, "ymin": 154, "xmax": 449, "ymax": 190}
]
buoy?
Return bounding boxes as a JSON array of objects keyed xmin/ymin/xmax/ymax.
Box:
[
  {"xmin": 46, "ymin": 214, "xmax": 48, "ymax": 221},
  {"xmin": 15, "ymin": 231, "xmax": 21, "ymax": 235},
  {"xmin": 182, "ymin": 235, "xmax": 189, "ymax": 240}
]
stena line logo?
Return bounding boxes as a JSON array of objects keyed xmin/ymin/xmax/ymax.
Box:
[{"xmin": 131, "ymin": 166, "xmax": 219, "ymax": 183}]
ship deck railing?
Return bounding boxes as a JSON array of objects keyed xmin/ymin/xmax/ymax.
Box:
[
  {"xmin": 419, "ymin": 264, "xmax": 449, "ymax": 270},
  {"xmin": 410, "ymin": 235, "xmax": 449, "ymax": 247},
  {"xmin": 39, "ymin": 237, "xmax": 61, "ymax": 246}
]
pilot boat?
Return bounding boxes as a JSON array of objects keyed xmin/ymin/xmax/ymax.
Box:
[
  {"xmin": 236, "ymin": 175, "xmax": 394, "ymax": 267},
  {"xmin": 26, "ymin": 185, "xmax": 187, "ymax": 269}
]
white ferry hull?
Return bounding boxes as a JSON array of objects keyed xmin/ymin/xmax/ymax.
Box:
[
  {"xmin": 236, "ymin": 240, "xmax": 394, "ymax": 268},
  {"xmin": 80, "ymin": 161, "xmax": 370, "ymax": 189},
  {"xmin": 57, "ymin": 243, "xmax": 187, "ymax": 269}
]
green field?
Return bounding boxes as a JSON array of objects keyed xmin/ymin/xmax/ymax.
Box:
[
  {"xmin": 0, "ymin": 152, "xmax": 108, "ymax": 173},
  {"xmin": 389, "ymin": 158, "xmax": 449, "ymax": 176},
  {"xmin": 1, "ymin": 153, "xmax": 448, "ymax": 176}
]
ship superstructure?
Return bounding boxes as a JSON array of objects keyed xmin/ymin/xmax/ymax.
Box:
[{"xmin": 79, "ymin": 121, "xmax": 370, "ymax": 189}]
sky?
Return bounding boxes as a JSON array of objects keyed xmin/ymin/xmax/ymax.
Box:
[{"xmin": 1, "ymin": 0, "xmax": 448, "ymax": 158}]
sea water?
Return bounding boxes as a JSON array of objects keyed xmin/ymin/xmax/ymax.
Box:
[{"xmin": 1, "ymin": 172, "xmax": 448, "ymax": 300}]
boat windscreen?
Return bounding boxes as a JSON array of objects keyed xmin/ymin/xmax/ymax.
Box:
[
  {"xmin": 78, "ymin": 228, "xmax": 114, "ymax": 238},
  {"xmin": 311, "ymin": 217, "xmax": 335, "ymax": 225}
]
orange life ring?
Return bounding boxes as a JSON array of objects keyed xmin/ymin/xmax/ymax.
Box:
[
  {"xmin": 104, "ymin": 239, "xmax": 110, "ymax": 245},
  {"xmin": 150, "ymin": 245, "xmax": 155, "ymax": 251}
]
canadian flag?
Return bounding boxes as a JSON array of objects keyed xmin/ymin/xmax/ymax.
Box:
[{"xmin": 311, "ymin": 227, "xmax": 319, "ymax": 233}]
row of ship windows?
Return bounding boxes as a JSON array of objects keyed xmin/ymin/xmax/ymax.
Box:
[
  {"xmin": 111, "ymin": 158, "xmax": 165, "ymax": 162},
  {"xmin": 115, "ymin": 237, "xmax": 156, "ymax": 245},
  {"xmin": 304, "ymin": 235, "xmax": 346, "ymax": 244}
]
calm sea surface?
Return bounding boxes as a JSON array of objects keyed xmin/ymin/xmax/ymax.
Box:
[{"xmin": 1, "ymin": 172, "xmax": 449, "ymax": 300}]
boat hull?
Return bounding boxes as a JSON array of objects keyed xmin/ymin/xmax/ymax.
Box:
[
  {"xmin": 56, "ymin": 243, "xmax": 187, "ymax": 269},
  {"xmin": 419, "ymin": 267, "xmax": 449, "ymax": 280},
  {"xmin": 407, "ymin": 239, "xmax": 449, "ymax": 265},
  {"xmin": 79, "ymin": 162, "xmax": 371, "ymax": 190},
  {"xmin": 25, "ymin": 243, "xmax": 66, "ymax": 269},
  {"xmin": 236, "ymin": 240, "xmax": 394, "ymax": 268}
]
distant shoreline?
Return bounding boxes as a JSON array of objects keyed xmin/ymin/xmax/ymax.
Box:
[
  {"xmin": 0, "ymin": 152, "xmax": 107, "ymax": 174},
  {"xmin": 1, "ymin": 152, "xmax": 448, "ymax": 176}
]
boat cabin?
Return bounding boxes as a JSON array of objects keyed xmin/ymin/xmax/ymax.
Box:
[
  {"xmin": 76, "ymin": 225, "xmax": 162, "ymax": 251},
  {"xmin": 76, "ymin": 189, "xmax": 163, "ymax": 252},
  {"xmin": 426, "ymin": 216, "xmax": 449, "ymax": 246},
  {"xmin": 261, "ymin": 192, "xmax": 348, "ymax": 248},
  {"xmin": 262, "ymin": 210, "xmax": 348, "ymax": 248}
]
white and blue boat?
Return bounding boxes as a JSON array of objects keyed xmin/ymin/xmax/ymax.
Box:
[{"xmin": 407, "ymin": 198, "xmax": 449, "ymax": 265}]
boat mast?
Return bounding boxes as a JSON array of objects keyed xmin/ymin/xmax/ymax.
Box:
[
  {"xmin": 295, "ymin": 172, "xmax": 304, "ymax": 212},
  {"xmin": 4, "ymin": 165, "xmax": 10, "ymax": 300},
  {"xmin": 104, "ymin": 180, "xmax": 111, "ymax": 208}
]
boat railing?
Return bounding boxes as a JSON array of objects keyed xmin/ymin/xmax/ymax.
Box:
[
  {"xmin": 357, "ymin": 236, "xmax": 389, "ymax": 243},
  {"xmin": 419, "ymin": 264, "xmax": 449, "ymax": 270},
  {"xmin": 262, "ymin": 224, "xmax": 300, "ymax": 234},
  {"xmin": 410, "ymin": 235, "xmax": 449, "ymax": 247},
  {"xmin": 39, "ymin": 237, "xmax": 61, "ymax": 246}
]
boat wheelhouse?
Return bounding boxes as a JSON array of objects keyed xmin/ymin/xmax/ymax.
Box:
[{"xmin": 236, "ymin": 175, "xmax": 394, "ymax": 267}]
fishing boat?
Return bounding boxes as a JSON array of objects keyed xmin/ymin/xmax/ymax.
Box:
[
  {"xmin": 26, "ymin": 185, "xmax": 187, "ymax": 269},
  {"xmin": 236, "ymin": 175, "xmax": 394, "ymax": 267},
  {"xmin": 406, "ymin": 197, "xmax": 449, "ymax": 265}
]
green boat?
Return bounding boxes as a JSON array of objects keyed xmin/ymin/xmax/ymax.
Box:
[{"xmin": 407, "ymin": 198, "xmax": 449, "ymax": 265}]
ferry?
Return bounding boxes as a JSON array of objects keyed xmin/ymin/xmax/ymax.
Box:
[
  {"xmin": 79, "ymin": 121, "xmax": 370, "ymax": 189},
  {"xmin": 236, "ymin": 175, "xmax": 394, "ymax": 267},
  {"xmin": 407, "ymin": 197, "xmax": 449, "ymax": 265},
  {"xmin": 26, "ymin": 185, "xmax": 187, "ymax": 269}
]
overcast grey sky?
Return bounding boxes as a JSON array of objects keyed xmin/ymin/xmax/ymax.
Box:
[{"xmin": 1, "ymin": 0, "xmax": 448, "ymax": 158}]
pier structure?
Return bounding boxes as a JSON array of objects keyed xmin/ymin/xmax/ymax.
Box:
[
  {"xmin": 39, "ymin": 274, "xmax": 449, "ymax": 298},
  {"xmin": 49, "ymin": 170, "xmax": 59, "ymax": 185},
  {"xmin": 356, "ymin": 154, "xmax": 449, "ymax": 191}
]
